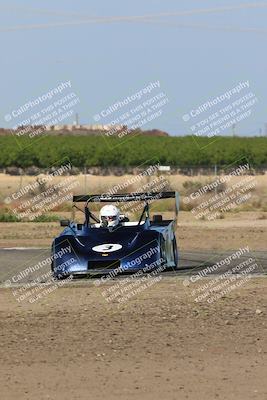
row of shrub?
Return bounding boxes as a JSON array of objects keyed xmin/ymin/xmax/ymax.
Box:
[
  {"xmin": 0, "ymin": 212, "xmax": 61, "ymax": 222},
  {"xmin": 0, "ymin": 134, "xmax": 266, "ymax": 168}
]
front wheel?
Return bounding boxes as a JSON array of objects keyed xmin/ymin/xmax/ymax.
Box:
[{"xmin": 51, "ymin": 262, "xmax": 70, "ymax": 280}]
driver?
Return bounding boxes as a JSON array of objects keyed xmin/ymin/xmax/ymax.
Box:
[{"xmin": 99, "ymin": 205, "xmax": 120, "ymax": 228}]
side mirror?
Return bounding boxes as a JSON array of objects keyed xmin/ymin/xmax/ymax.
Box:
[
  {"xmin": 119, "ymin": 214, "xmax": 129, "ymax": 222},
  {"xmin": 60, "ymin": 219, "xmax": 70, "ymax": 227}
]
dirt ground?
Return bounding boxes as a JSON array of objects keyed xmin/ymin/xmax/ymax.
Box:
[
  {"xmin": 0, "ymin": 211, "xmax": 266, "ymax": 251},
  {"xmin": 0, "ymin": 278, "xmax": 266, "ymax": 400},
  {"xmin": 1, "ymin": 177, "xmax": 267, "ymax": 399}
]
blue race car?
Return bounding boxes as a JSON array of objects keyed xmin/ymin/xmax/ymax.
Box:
[{"xmin": 51, "ymin": 191, "xmax": 179, "ymax": 279}]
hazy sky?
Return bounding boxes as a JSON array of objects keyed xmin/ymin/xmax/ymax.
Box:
[{"xmin": 0, "ymin": 0, "xmax": 266, "ymax": 135}]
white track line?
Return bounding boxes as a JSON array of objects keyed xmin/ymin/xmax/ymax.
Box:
[{"xmin": 1, "ymin": 247, "xmax": 47, "ymax": 250}]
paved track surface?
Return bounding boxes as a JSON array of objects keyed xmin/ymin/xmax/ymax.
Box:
[{"xmin": 0, "ymin": 248, "xmax": 266, "ymax": 286}]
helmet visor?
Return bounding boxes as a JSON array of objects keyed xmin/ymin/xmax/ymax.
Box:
[{"xmin": 101, "ymin": 215, "xmax": 117, "ymax": 222}]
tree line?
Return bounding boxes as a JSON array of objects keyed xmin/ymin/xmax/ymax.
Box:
[{"xmin": 0, "ymin": 134, "xmax": 266, "ymax": 169}]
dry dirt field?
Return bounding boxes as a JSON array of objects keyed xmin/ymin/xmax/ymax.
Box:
[
  {"xmin": 0, "ymin": 278, "xmax": 267, "ymax": 400},
  {"xmin": 0, "ymin": 172, "xmax": 266, "ymax": 197},
  {"xmin": 0, "ymin": 211, "xmax": 266, "ymax": 251},
  {"xmin": 0, "ymin": 172, "xmax": 266, "ymax": 251}
]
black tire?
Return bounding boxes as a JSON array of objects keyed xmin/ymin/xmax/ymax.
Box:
[
  {"xmin": 159, "ymin": 236, "xmax": 167, "ymax": 267},
  {"xmin": 172, "ymin": 236, "xmax": 178, "ymax": 270},
  {"xmin": 51, "ymin": 262, "xmax": 70, "ymax": 280},
  {"xmin": 54, "ymin": 272, "xmax": 70, "ymax": 281}
]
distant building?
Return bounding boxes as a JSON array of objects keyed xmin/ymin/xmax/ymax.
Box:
[{"xmin": 49, "ymin": 124, "xmax": 124, "ymax": 132}]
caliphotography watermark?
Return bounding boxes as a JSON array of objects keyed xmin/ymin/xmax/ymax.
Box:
[
  {"xmin": 181, "ymin": 80, "xmax": 259, "ymax": 146},
  {"xmin": 3, "ymin": 242, "xmax": 79, "ymax": 305},
  {"xmin": 93, "ymin": 243, "xmax": 166, "ymax": 308},
  {"xmin": 93, "ymin": 80, "xmax": 169, "ymax": 149},
  {"xmin": 5, "ymin": 80, "xmax": 80, "ymax": 148},
  {"xmin": 183, "ymin": 160, "xmax": 258, "ymax": 221},
  {"xmin": 183, "ymin": 246, "xmax": 264, "ymax": 304},
  {"xmin": 4, "ymin": 157, "xmax": 80, "ymax": 221},
  {"xmin": 91, "ymin": 158, "xmax": 172, "ymax": 228}
]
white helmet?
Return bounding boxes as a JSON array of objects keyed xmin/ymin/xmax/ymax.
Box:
[{"xmin": 99, "ymin": 205, "xmax": 120, "ymax": 228}]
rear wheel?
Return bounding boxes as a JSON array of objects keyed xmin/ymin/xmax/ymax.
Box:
[
  {"xmin": 172, "ymin": 236, "xmax": 178, "ymax": 270},
  {"xmin": 160, "ymin": 237, "xmax": 167, "ymax": 267}
]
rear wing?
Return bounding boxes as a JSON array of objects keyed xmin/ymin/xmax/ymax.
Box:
[{"xmin": 73, "ymin": 191, "xmax": 179, "ymax": 220}]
